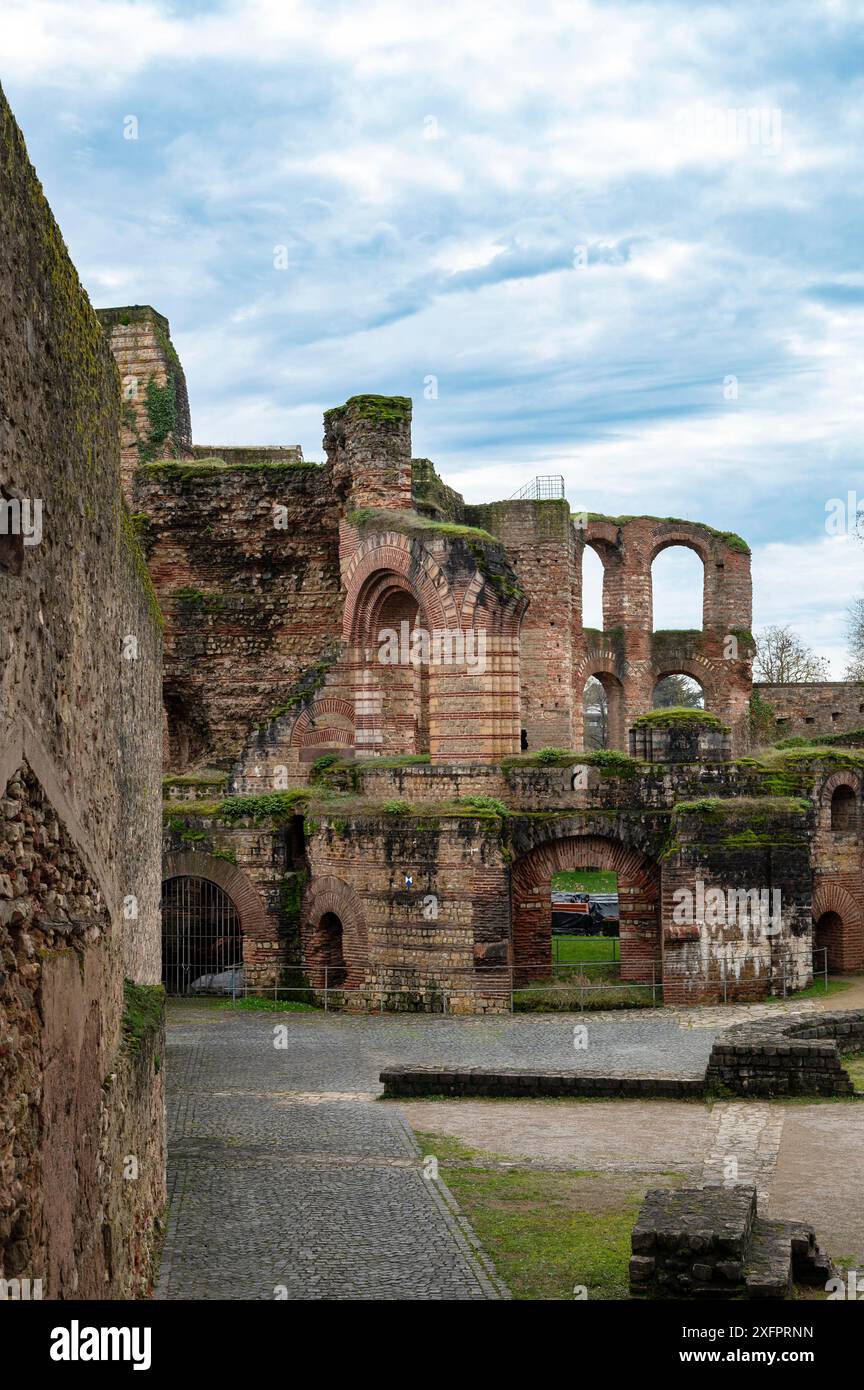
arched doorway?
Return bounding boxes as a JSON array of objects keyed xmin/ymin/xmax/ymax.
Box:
[
  {"xmin": 161, "ymin": 875, "xmax": 242, "ymax": 994},
  {"xmin": 318, "ymin": 911, "xmax": 347, "ymax": 987},
  {"xmin": 831, "ymin": 785, "xmax": 857, "ymax": 831},
  {"xmin": 511, "ymin": 834, "xmax": 661, "ymax": 990},
  {"xmin": 814, "ymin": 911, "xmax": 842, "ymax": 973}
]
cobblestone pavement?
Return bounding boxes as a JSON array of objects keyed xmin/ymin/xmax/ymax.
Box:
[
  {"xmin": 700, "ymin": 1103, "xmax": 786, "ymax": 1207},
  {"xmin": 157, "ymin": 1003, "xmax": 506, "ymax": 1300},
  {"xmin": 155, "ymin": 998, "xmax": 831, "ymax": 1299}
]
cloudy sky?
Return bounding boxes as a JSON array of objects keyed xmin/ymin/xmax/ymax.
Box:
[{"xmin": 2, "ymin": 0, "xmax": 863, "ymax": 670}]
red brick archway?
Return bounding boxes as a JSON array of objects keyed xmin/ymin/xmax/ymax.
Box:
[
  {"xmin": 511, "ymin": 835, "xmax": 661, "ymax": 986},
  {"xmin": 812, "ymin": 880, "xmax": 864, "ymax": 972},
  {"xmin": 162, "ymin": 850, "xmax": 271, "ymax": 986},
  {"xmin": 302, "ymin": 875, "xmax": 368, "ymax": 990}
]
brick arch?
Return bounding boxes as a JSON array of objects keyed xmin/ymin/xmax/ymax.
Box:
[
  {"xmin": 819, "ymin": 770, "xmax": 862, "ymax": 832},
  {"xmin": 650, "ymin": 655, "xmax": 723, "ymax": 711},
  {"xmin": 576, "ymin": 660, "xmax": 626, "ymax": 750},
  {"xmin": 162, "ymin": 851, "xmax": 268, "ymax": 939},
  {"xmin": 458, "ymin": 567, "xmax": 526, "ymax": 638},
  {"xmin": 302, "ymin": 874, "xmax": 368, "ymax": 990},
  {"xmin": 650, "ymin": 533, "xmax": 711, "ymax": 568},
  {"xmin": 511, "ymin": 834, "xmax": 661, "ymax": 986},
  {"xmin": 290, "ymin": 695, "xmax": 355, "ymax": 750},
  {"xmin": 342, "ymin": 532, "xmax": 460, "ymax": 642},
  {"xmin": 812, "ymin": 881, "xmax": 864, "ymax": 972}
]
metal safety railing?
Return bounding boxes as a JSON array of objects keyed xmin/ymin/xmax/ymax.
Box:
[
  {"xmin": 508, "ymin": 475, "xmax": 565, "ymax": 501},
  {"xmin": 204, "ymin": 946, "xmax": 833, "ymax": 1014}
]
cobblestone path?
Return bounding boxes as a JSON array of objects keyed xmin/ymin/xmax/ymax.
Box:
[
  {"xmin": 700, "ymin": 1103, "xmax": 786, "ymax": 1208},
  {"xmin": 154, "ymin": 1001, "xmax": 757, "ymax": 1299},
  {"xmin": 156, "ymin": 1004, "xmax": 507, "ymax": 1300}
]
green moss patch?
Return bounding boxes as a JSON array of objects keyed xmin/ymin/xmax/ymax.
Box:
[
  {"xmin": 633, "ymin": 707, "xmax": 725, "ymax": 730},
  {"xmin": 122, "ymin": 981, "xmax": 165, "ymax": 1054}
]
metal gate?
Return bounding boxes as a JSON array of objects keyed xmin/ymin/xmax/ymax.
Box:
[{"xmin": 161, "ymin": 875, "xmax": 242, "ymax": 995}]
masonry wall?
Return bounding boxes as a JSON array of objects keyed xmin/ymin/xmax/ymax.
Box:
[
  {"xmin": 466, "ymin": 499, "xmax": 578, "ymax": 750},
  {"xmin": 756, "ymin": 681, "xmax": 864, "ymax": 740},
  {"xmin": 134, "ymin": 459, "xmax": 344, "ymax": 770},
  {"xmin": 96, "ymin": 305, "xmax": 193, "ymax": 504},
  {"xmin": 0, "ymin": 83, "xmax": 164, "ymax": 1297}
]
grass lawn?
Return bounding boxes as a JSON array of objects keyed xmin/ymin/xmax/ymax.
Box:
[
  {"xmin": 553, "ymin": 934, "xmax": 620, "ymax": 963},
  {"xmin": 841, "ymin": 1050, "xmax": 864, "ymax": 1092},
  {"xmin": 764, "ymin": 976, "xmax": 852, "ymax": 1004},
  {"xmin": 552, "ymin": 869, "xmax": 618, "ymax": 894},
  {"xmin": 217, "ymin": 995, "xmax": 318, "ymax": 1013},
  {"xmin": 415, "ymin": 1130, "xmax": 685, "ymax": 1299}
]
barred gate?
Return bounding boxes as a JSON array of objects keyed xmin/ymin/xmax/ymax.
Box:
[{"xmin": 161, "ymin": 875, "xmax": 242, "ymax": 995}]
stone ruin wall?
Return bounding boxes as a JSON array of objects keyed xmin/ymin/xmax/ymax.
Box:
[
  {"xmin": 756, "ymin": 680, "xmax": 864, "ymax": 741},
  {"xmin": 0, "ymin": 83, "xmax": 164, "ymax": 1297}
]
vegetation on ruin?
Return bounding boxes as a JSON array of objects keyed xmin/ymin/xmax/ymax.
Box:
[
  {"xmin": 633, "ymin": 706, "xmax": 726, "ymax": 729},
  {"xmin": 411, "ymin": 457, "xmax": 465, "ymax": 523},
  {"xmin": 171, "ymin": 586, "xmax": 227, "ymax": 612},
  {"xmin": 121, "ymin": 980, "xmax": 165, "ymax": 1054},
  {"xmin": 279, "ymin": 871, "xmax": 307, "ymax": 926},
  {"xmin": 576, "ymin": 512, "xmax": 750, "ymax": 554},
  {"xmin": 455, "ymin": 794, "xmax": 509, "ymax": 817},
  {"xmin": 327, "ymin": 393, "xmax": 412, "ymax": 427},
  {"xmin": 119, "ymin": 502, "xmax": 164, "ymax": 631},
  {"xmin": 672, "ymin": 795, "xmax": 810, "ymax": 816},
  {"xmin": 345, "ymin": 507, "xmax": 525, "ymax": 600},
  {"xmin": 163, "ymin": 771, "xmax": 229, "ymax": 788},
  {"xmin": 502, "ymin": 747, "xmax": 641, "ymax": 776},
  {"xmin": 346, "ymin": 505, "xmax": 498, "ymax": 545},
  {"xmin": 382, "ymin": 799, "xmax": 414, "ymax": 814},
  {"xmin": 250, "ymin": 652, "xmax": 342, "ymax": 731}
]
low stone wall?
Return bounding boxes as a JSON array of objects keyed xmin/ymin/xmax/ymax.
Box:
[
  {"xmin": 629, "ymin": 1185, "xmax": 833, "ymax": 1299},
  {"xmin": 706, "ymin": 1010, "xmax": 864, "ymax": 1096},
  {"xmin": 380, "ymin": 1066, "xmax": 704, "ymax": 1098}
]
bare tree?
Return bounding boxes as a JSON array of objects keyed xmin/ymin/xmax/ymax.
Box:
[
  {"xmin": 583, "ymin": 676, "xmax": 608, "ymax": 748},
  {"xmin": 846, "ymin": 597, "xmax": 864, "ymax": 682},
  {"xmin": 753, "ymin": 625, "xmax": 830, "ymax": 683}
]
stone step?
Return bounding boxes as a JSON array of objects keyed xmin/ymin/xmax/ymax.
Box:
[{"xmin": 744, "ymin": 1219, "xmax": 794, "ymax": 1299}]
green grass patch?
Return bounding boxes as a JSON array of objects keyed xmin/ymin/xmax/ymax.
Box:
[
  {"xmin": 552, "ymin": 869, "xmax": 617, "ymax": 893},
  {"xmin": 218, "ymin": 995, "xmax": 319, "ymax": 1013},
  {"xmin": 551, "ymin": 934, "xmax": 620, "ymax": 964},
  {"xmin": 763, "ymin": 976, "xmax": 851, "ymax": 1004},
  {"xmin": 440, "ymin": 1165, "xmax": 654, "ymax": 1299},
  {"xmin": 840, "ymin": 1051, "xmax": 864, "ymax": 1092}
]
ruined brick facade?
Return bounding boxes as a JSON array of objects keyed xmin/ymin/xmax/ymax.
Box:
[{"xmin": 96, "ymin": 296, "xmax": 864, "ymax": 1013}]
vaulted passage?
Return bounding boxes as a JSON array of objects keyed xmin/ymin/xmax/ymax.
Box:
[
  {"xmin": 161, "ymin": 876, "xmax": 242, "ymax": 994},
  {"xmin": 511, "ymin": 835, "xmax": 661, "ymax": 989}
]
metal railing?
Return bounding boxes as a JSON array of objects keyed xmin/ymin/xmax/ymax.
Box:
[
  {"xmin": 190, "ymin": 948, "xmax": 831, "ymax": 1014},
  {"xmin": 508, "ymin": 475, "xmax": 565, "ymax": 501}
]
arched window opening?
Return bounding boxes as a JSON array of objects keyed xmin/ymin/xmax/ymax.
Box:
[
  {"xmin": 161, "ymin": 876, "xmax": 242, "ymax": 995},
  {"xmin": 583, "ymin": 673, "xmax": 625, "ymax": 749},
  {"xmin": 368, "ymin": 586, "xmax": 429, "ymax": 756},
  {"xmin": 582, "ymin": 545, "xmax": 605, "ymax": 631},
  {"xmin": 651, "ymin": 546, "xmax": 704, "ymax": 631},
  {"xmin": 652, "ymin": 673, "xmax": 705, "ymax": 709},
  {"xmin": 831, "ymin": 786, "xmax": 857, "ymax": 832}
]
